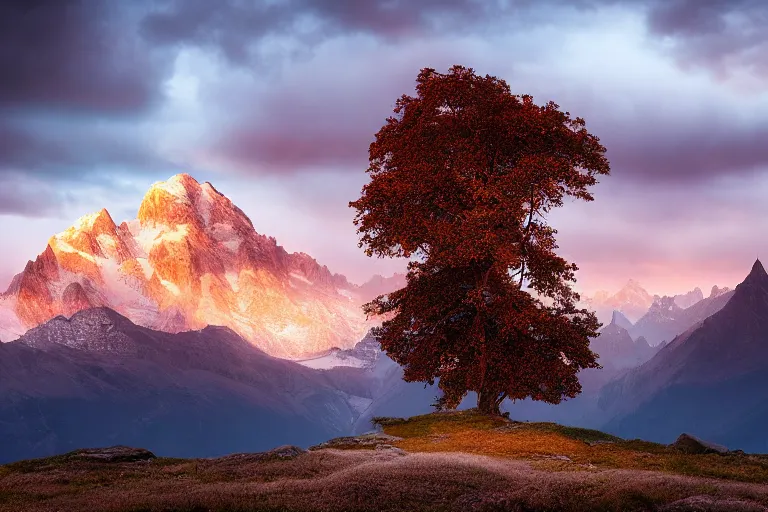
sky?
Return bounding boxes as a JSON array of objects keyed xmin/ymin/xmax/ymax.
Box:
[{"xmin": 1, "ymin": 0, "xmax": 767, "ymax": 297}]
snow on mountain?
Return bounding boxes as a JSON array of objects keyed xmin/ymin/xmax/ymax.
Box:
[
  {"xmin": 673, "ymin": 287, "xmax": 704, "ymax": 309},
  {"xmin": 296, "ymin": 333, "xmax": 382, "ymax": 370},
  {"xmin": 0, "ymin": 174, "xmax": 401, "ymax": 359},
  {"xmin": 583, "ymin": 279, "xmax": 654, "ymax": 324}
]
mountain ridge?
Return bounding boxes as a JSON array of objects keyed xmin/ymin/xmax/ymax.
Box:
[
  {"xmin": 0, "ymin": 174, "xmax": 405, "ymax": 358},
  {"xmin": 599, "ymin": 259, "xmax": 768, "ymax": 452},
  {"xmin": 0, "ymin": 306, "xmax": 374, "ymax": 463}
]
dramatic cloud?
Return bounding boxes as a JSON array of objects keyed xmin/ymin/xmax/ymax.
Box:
[
  {"xmin": 0, "ymin": 173, "xmax": 67, "ymax": 217},
  {"xmin": 201, "ymin": 7, "xmax": 768, "ymax": 185},
  {"xmin": 0, "ymin": 0, "xmax": 164, "ymax": 113},
  {"xmin": 0, "ymin": 120, "xmax": 170, "ymax": 182},
  {"xmin": 140, "ymin": 0, "xmax": 519, "ymax": 63},
  {"xmin": 643, "ymin": 0, "xmax": 768, "ymax": 82},
  {"xmin": 1, "ymin": 0, "xmax": 767, "ymax": 290},
  {"xmin": 589, "ymin": 96, "xmax": 768, "ymax": 184},
  {"xmin": 210, "ymin": 35, "xmax": 475, "ymax": 174},
  {"xmin": 0, "ymin": 0, "xmax": 179, "ymax": 215}
]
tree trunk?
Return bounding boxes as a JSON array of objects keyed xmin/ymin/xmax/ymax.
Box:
[
  {"xmin": 477, "ymin": 386, "xmax": 502, "ymax": 415},
  {"xmin": 475, "ymin": 267, "xmax": 493, "ymax": 403}
]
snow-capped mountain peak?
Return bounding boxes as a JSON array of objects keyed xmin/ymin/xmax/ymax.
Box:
[{"xmin": 0, "ymin": 174, "xmax": 403, "ymax": 358}]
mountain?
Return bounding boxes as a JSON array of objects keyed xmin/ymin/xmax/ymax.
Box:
[
  {"xmin": 583, "ymin": 279, "xmax": 654, "ymax": 324},
  {"xmin": 0, "ymin": 296, "xmax": 24, "ymax": 342},
  {"xmin": 609, "ymin": 310, "xmax": 633, "ymax": 331},
  {"xmin": 355, "ymin": 273, "xmax": 407, "ymax": 303},
  {"xmin": 629, "ymin": 286, "xmax": 734, "ymax": 346},
  {"xmin": 0, "ymin": 307, "xmax": 387, "ymax": 464},
  {"xmin": 296, "ymin": 332, "xmax": 382, "ymax": 370},
  {"xmin": 590, "ymin": 317, "xmax": 656, "ymax": 371},
  {"xmin": 673, "ymin": 286, "xmax": 704, "ymax": 309},
  {"xmin": 0, "ymin": 174, "xmax": 403, "ymax": 358},
  {"xmin": 599, "ymin": 260, "xmax": 768, "ymax": 452}
]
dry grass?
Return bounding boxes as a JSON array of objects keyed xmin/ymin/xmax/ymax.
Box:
[
  {"xmin": 1, "ymin": 411, "xmax": 768, "ymax": 512},
  {"xmin": 380, "ymin": 410, "xmax": 768, "ymax": 484}
]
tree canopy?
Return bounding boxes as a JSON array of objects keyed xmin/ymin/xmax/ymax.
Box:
[{"xmin": 350, "ymin": 65, "xmax": 610, "ymax": 414}]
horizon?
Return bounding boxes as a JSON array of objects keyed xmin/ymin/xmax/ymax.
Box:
[{"xmin": 2, "ymin": 1, "xmax": 767, "ymax": 296}]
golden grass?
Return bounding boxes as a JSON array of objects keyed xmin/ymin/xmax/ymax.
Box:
[{"xmin": 380, "ymin": 410, "xmax": 768, "ymax": 483}]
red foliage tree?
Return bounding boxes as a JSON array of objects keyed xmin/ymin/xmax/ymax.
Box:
[{"xmin": 350, "ymin": 65, "xmax": 610, "ymax": 415}]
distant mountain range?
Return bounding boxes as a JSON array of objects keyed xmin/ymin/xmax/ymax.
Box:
[
  {"xmin": 0, "ymin": 174, "xmax": 405, "ymax": 358},
  {"xmin": 629, "ymin": 285, "xmax": 734, "ymax": 346},
  {"xmin": 0, "ymin": 307, "xmax": 434, "ymax": 464},
  {"xmin": 590, "ymin": 315, "xmax": 658, "ymax": 371},
  {"xmin": 607, "ymin": 310, "xmax": 633, "ymax": 331},
  {"xmin": 1, "ymin": 172, "xmax": 763, "ymax": 459},
  {"xmin": 673, "ymin": 287, "xmax": 704, "ymax": 309},
  {"xmin": 582, "ymin": 280, "xmax": 732, "ymax": 346},
  {"xmin": 583, "ymin": 279, "xmax": 655, "ymax": 324},
  {"xmin": 599, "ymin": 260, "xmax": 768, "ymax": 453}
]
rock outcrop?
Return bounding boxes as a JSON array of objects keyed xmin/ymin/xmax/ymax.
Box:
[{"xmin": 670, "ymin": 433, "xmax": 729, "ymax": 455}]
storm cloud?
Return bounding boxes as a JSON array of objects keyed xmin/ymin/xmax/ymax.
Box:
[
  {"xmin": 0, "ymin": 0, "xmax": 164, "ymax": 113},
  {"xmin": 1, "ymin": 0, "xmax": 767, "ymax": 292}
]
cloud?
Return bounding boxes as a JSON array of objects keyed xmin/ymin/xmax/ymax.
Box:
[
  {"xmin": 0, "ymin": 173, "xmax": 67, "ymax": 217},
  {"xmin": 192, "ymin": 33, "xmax": 482, "ymax": 175},
  {"xmin": 1, "ymin": 119, "xmax": 169, "ymax": 172},
  {"xmin": 200, "ymin": 8, "xmax": 768, "ymax": 185},
  {"xmin": 0, "ymin": 0, "xmax": 165, "ymax": 113},
  {"xmin": 589, "ymin": 101, "xmax": 768, "ymax": 185},
  {"xmin": 139, "ymin": 0, "xmax": 768, "ymax": 86},
  {"xmin": 642, "ymin": 0, "xmax": 768, "ymax": 80},
  {"xmin": 550, "ymin": 175, "xmax": 768, "ymax": 295},
  {"xmin": 0, "ymin": 0, "xmax": 181, "ymax": 200},
  {"xmin": 140, "ymin": 0, "xmax": 520, "ymax": 64}
]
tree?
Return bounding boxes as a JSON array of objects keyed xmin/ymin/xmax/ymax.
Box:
[{"xmin": 350, "ymin": 65, "xmax": 610, "ymax": 415}]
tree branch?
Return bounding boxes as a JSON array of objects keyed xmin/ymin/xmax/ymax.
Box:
[{"xmin": 518, "ymin": 186, "xmax": 537, "ymax": 289}]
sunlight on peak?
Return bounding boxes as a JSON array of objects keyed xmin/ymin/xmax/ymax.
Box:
[
  {"xmin": 71, "ymin": 209, "xmax": 108, "ymax": 232},
  {"xmin": 148, "ymin": 174, "xmax": 199, "ymax": 202}
]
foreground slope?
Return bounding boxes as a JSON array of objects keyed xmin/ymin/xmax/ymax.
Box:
[
  {"xmin": 600, "ymin": 260, "xmax": 768, "ymax": 452},
  {"xmin": 0, "ymin": 307, "xmax": 370, "ymax": 464},
  {"xmin": 2, "ymin": 411, "xmax": 768, "ymax": 512},
  {"xmin": 1, "ymin": 174, "xmax": 385, "ymax": 358}
]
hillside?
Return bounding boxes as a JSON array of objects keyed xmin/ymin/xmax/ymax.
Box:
[
  {"xmin": 600, "ymin": 260, "xmax": 768, "ymax": 452},
  {"xmin": 2, "ymin": 410, "xmax": 768, "ymax": 512},
  {"xmin": 0, "ymin": 307, "xmax": 375, "ymax": 464}
]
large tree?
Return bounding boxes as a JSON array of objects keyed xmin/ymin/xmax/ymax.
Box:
[{"xmin": 350, "ymin": 65, "xmax": 610, "ymax": 415}]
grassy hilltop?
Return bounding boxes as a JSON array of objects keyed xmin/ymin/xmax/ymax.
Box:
[{"xmin": 2, "ymin": 410, "xmax": 768, "ymax": 512}]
